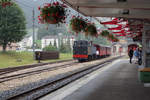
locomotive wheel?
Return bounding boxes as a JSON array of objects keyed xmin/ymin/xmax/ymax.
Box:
[
  {"xmin": 78, "ymin": 59, "xmax": 82, "ymax": 62},
  {"xmin": 88, "ymin": 55, "xmax": 92, "ymax": 61}
]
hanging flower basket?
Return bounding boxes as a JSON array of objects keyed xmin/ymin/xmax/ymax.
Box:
[
  {"xmin": 113, "ymin": 38, "xmax": 119, "ymax": 42},
  {"xmin": 107, "ymin": 34, "xmax": 119, "ymax": 42},
  {"xmin": 100, "ymin": 30, "xmax": 110, "ymax": 37},
  {"xmin": 85, "ymin": 23, "xmax": 97, "ymax": 36},
  {"xmin": 38, "ymin": 2, "xmax": 67, "ymax": 24},
  {"xmin": 107, "ymin": 34, "xmax": 115, "ymax": 40},
  {"xmin": 70, "ymin": 16, "xmax": 87, "ymax": 33},
  {"xmin": 0, "ymin": 0, "xmax": 12, "ymax": 8}
]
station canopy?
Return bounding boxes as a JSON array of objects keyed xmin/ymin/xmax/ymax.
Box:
[{"xmin": 63, "ymin": 0, "xmax": 150, "ymax": 41}]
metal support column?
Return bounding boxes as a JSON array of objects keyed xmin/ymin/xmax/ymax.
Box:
[
  {"xmin": 142, "ymin": 29, "xmax": 146, "ymax": 67},
  {"xmin": 32, "ymin": 8, "xmax": 35, "ymax": 59},
  {"xmin": 143, "ymin": 24, "xmax": 150, "ymax": 67}
]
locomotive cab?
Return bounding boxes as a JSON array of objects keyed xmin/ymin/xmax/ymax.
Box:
[{"xmin": 73, "ymin": 40, "xmax": 96, "ymax": 62}]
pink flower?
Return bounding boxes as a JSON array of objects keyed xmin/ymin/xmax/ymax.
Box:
[
  {"xmin": 52, "ymin": 13, "xmax": 55, "ymax": 17},
  {"xmin": 47, "ymin": 3, "xmax": 51, "ymax": 7},
  {"xmin": 53, "ymin": 2, "xmax": 56, "ymax": 6},
  {"xmin": 55, "ymin": 2, "xmax": 59, "ymax": 5},
  {"xmin": 38, "ymin": 6, "xmax": 40, "ymax": 10}
]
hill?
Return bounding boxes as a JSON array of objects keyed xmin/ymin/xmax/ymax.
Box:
[{"xmin": 15, "ymin": 0, "xmax": 50, "ymax": 28}]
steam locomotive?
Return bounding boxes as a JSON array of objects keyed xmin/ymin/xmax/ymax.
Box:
[{"xmin": 73, "ymin": 40, "xmax": 111, "ymax": 62}]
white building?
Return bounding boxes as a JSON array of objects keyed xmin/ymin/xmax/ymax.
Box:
[
  {"xmin": 41, "ymin": 35, "xmax": 75, "ymax": 49},
  {"xmin": 17, "ymin": 36, "xmax": 33, "ymax": 51},
  {"xmin": 17, "ymin": 28, "xmax": 39, "ymax": 51}
]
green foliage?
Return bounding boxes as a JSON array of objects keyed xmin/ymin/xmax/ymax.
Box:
[
  {"xmin": 107, "ymin": 34, "xmax": 119, "ymax": 42},
  {"xmin": 59, "ymin": 40, "xmax": 71, "ymax": 53},
  {"xmin": 37, "ymin": 25, "xmax": 67, "ymax": 39},
  {"xmin": 85, "ymin": 24, "xmax": 97, "ymax": 36},
  {"xmin": 43, "ymin": 45, "xmax": 57, "ymax": 51},
  {"xmin": 54, "ymin": 39, "xmax": 57, "ymax": 47},
  {"xmin": 0, "ymin": 0, "xmax": 11, "ymax": 3},
  {"xmin": 0, "ymin": 51, "xmax": 35, "ymax": 68},
  {"xmin": 35, "ymin": 40, "xmax": 41, "ymax": 49},
  {"xmin": 66, "ymin": 39, "xmax": 72, "ymax": 52},
  {"xmin": 0, "ymin": 2, "xmax": 27, "ymax": 51},
  {"xmin": 70, "ymin": 17, "xmax": 87, "ymax": 33},
  {"xmin": 49, "ymin": 41, "xmax": 52, "ymax": 45},
  {"xmin": 0, "ymin": 51, "xmax": 72, "ymax": 68},
  {"xmin": 101, "ymin": 30, "xmax": 110, "ymax": 37},
  {"xmin": 39, "ymin": 3, "xmax": 66, "ymax": 24},
  {"xmin": 37, "ymin": 26, "xmax": 50, "ymax": 39}
]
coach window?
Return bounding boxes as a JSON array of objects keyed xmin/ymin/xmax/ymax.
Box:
[
  {"xmin": 74, "ymin": 41, "xmax": 77, "ymax": 46},
  {"xmin": 85, "ymin": 42, "xmax": 88, "ymax": 46},
  {"xmin": 80, "ymin": 42, "xmax": 83, "ymax": 46}
]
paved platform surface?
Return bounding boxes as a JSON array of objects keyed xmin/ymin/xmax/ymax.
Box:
[{"xmin": 41, "ymin": 59, "xmax": 150, "ymax": 100}]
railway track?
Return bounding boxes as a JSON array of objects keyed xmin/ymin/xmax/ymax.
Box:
[
  {"xmin": 0, "ymin": 61, "xmax": 77, "ymax": 83},
  {"xmin": 0, "ymin": 59, "xmax": 73, "ymax": 75},
  {"xmin": 7, "ymin": 56, "xmax": 122, "ymax": 100}
]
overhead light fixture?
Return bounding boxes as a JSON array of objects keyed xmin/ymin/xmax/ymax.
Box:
[
  {"xmin": 117, "ymin": 0, "xmax": 127, "ymax": 2},
  {"xmin": 122, "ymin": 9, "xmax": 129, "ymax": 15}
]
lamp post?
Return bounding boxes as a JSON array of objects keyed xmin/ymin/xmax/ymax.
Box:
[{"xmin": 32, "ymin": 8, "xmax": 36, "ymax": 59}]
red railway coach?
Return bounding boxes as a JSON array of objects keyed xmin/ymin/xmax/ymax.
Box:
[
  {"xmin": 119, "ymin": 47, "xmax": 123, "ymax": 55},
  {"xmin": 99, "ymin": 46, "xmax": 105, "ymax": 57},
  {"xmin": 106, "ymin": 46, "xmax": 111, "ymax": 56},
  {"xmin": 73, "ymin": 40, "xmax": 111, "ymax": 62},
  {"xmin": 93, "ymin": 44, "xmax": 101, "ymax": 58}
]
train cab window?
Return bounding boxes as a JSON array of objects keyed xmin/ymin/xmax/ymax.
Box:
[
  {"xmin": 80, "ymin": 41, "xmax": 88, "ymax": 46},
  {"xmin": 73, "ymin": 41, "xmax": 77, "ymax": 46},
  {"xmin": 80, "ymin": 42, "xmax": 83, "ymax": 46},
  {"xmin": 85, "ymin": 42, "xmax": 88, "ymax": 46},
  {"xmin": 87, "ymin": 42, "xmax": 91, "ymax": 46}
]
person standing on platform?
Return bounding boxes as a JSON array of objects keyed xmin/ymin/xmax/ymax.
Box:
[
  {"xmin": 134, "ymin": 48, "xmax": 139, "ymax": 63},
  {"xmin": 138, "ymin": 48, "xmax": 142, "ymax": 65},
  {"xmin": 128, "ymin": 48, "xmax": 134, "ymax": 63}
]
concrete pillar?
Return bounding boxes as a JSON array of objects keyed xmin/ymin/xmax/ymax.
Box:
[
  {"xmin": 143, "ymin": 24, "xmax": 150, "ymax": 67},
  {"xmin": 142, "ymin": 29, "xmax": 146, "ymax": 67}
]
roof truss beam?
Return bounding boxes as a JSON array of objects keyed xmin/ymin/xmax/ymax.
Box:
[{"xmin": 73, "ymin": 2, "xmax": 150, "ymax": 9}]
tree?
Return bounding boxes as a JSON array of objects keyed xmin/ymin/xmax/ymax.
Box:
[
  {"xmin": 49, "ymin": 41, "xmax": 52, "ymax": 46},
  {"xmin": 0, "ymin": 2, "xmax": 27, "ymax": 51},
  {"xmin": 66, "ymin": 38, "xmax": 72, "ymax": 52},
  {"xmin": 37, "ymin": 24, "xmax": 68, "ymax": 40},
  {"xmin": 35, "ymin": 40, "xmax": 41, "ymax": 49},
  {"xmin": 59, "ymin": 42, "xmax": 66, "ymax": 53},
  {"xmin": 59, "ymin": 38, "xmax": 72, "ymax": 53},
  {"xmin": 54, "ymin": 39, "xmax": 57, "ymax": 48},
  {"xmin": 43, "ymin": 45, "xmax": 57, "ymax": 51}
]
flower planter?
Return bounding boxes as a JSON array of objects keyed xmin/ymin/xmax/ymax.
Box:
[
  {"xmin": 100, "ymin": 30, "xmax": 110, "ymax": 37},
  {"xmin": 0, "ymin": 0, "xmax": 12, "ymax": 8},
  {"xmin": 107, "ymin": 34, "xmax": 119, "ymax": 42},
  {"xmin": 70, "ymin": 17, "xmax": 87, "ymax": 33},
  {"xmin": 35, "ymin": 51, "xmax": 59, "ymax": 60},
  {"xmin": 139, "ymin": 68, "xmax": 150, "ymax": 83},
  {"xmin": 46, "ymin": 19, "xmax": 58, "ymax": 24},
  {"xmin": 38, "ymin": 2, "xmax": 67, "ymax": 24},
  {"xmin": 85, "ymin": 24, "xmax": 97, "ymax": 36}
]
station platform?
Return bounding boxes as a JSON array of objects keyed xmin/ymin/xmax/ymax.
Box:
[{"xmin": 40, "ymin": 59, "xmax": 150, "ymax": 100}]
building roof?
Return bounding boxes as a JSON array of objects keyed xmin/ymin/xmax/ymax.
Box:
[{"xmin": 42, "ymin": 35, "xmax": 76, "ymax": 39}]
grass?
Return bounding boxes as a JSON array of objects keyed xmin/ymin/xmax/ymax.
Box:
[{"xmin": 0, "ymin": 51, "xmax": 73, "ymax": 69}]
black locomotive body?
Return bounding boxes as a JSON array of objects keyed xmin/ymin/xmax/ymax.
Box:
[{"xmin": 73, "ymin": 40, "xmax": 111, "ymax": 62}]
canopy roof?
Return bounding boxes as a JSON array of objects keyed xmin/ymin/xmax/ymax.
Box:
[
  {"xmin": 63, "ymin": 0, "xmax": 150, "ymax": 19},
  {"xmin": 63, "ymin": 0, "xmax": 150, "ymax": 40}
]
